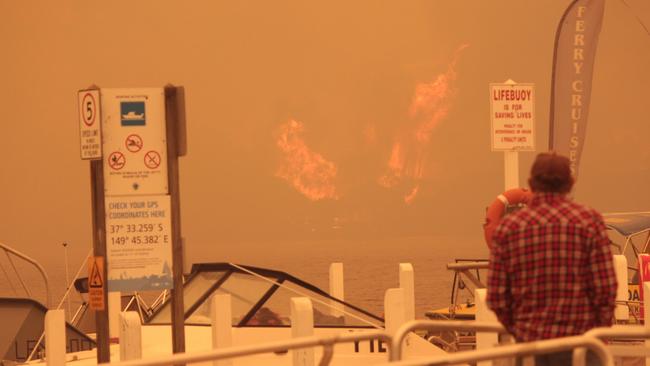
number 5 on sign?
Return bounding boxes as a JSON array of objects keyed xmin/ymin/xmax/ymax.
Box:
[{"xmin": 78, "ymin": 89, "xmax": 103, "ymax": 160}]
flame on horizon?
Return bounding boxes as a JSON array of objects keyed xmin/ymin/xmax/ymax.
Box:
[
  {"xmin": 380, "ymin": 44, "xmax": 468, "ymax": 204},
  {"xmin": 275, "ymin": 119, "xmax": 339, "ymax": 201}
]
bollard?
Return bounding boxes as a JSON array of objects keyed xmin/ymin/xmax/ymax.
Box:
[
  {"xmin": 291, "ymin": 297, "xmax": 315, "ymax": 366},
  {"xmin": 384, "ymin": 288, "xmax": 406, "ymax": 335},
  {"xmin": 211, "ymin": 294, "xmax": 233, "ymax": 366},
  {"xmin": 613, "ymin": 255, "xmax": 629, "ymax": 321},
  {"xmin": 119, "ymin": 311, "xmax": 142, "ymax": 361},
  {"xmin": 328, "ymin": 263, "xmax": 345, "ymax": 317},
  {"xmin": 45, "ymin": 309, "xmax": 66, "ymax": 366},
  {"xmin": 108, "ymin": 291, "xmax": 121, "ymax": 341},
  {"xmin": 399, "ymin": 263, "xmax": 415, "ymax": 322},
  {"xmin": 475, "ymin": 288, "xmax": 498, "ymax": 366}
]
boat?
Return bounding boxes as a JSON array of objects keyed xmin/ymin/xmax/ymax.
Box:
[
  {"xmin": 602, "ymin": 211, "xmax": 650, "ymax": 322},
  {"xmin": 27, "ymin": 262, "xmax": 446, "ymax": 365},
  {"xmin": 49, "ymin": 258, "xmax": 649, "ymax": 366},
  {"xmin": 0, "ymin": 297, "xmax": 96, "ymax": 362},
  {"xmin": 0, "ymin": 243, "xmax": 97, "ymax": 363},
  {"xmin": 121, "ymin": 111, "xmax": 145, "ymax": 120}
]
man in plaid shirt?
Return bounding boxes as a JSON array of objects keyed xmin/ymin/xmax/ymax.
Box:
[{"xmin": 487, "ymin": 153, "xmax": 617, "ymax": 365}]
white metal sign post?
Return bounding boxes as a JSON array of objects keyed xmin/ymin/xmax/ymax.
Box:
[
  {"xmin": 490, "ymin": 80, "xmax": 535, "ymax": 190},
  {"xmin": 79, "ymin": 86, "xmax": 110, "ymax": 363}
]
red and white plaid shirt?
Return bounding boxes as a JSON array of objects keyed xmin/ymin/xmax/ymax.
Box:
[{"xmin": 487, "ymin": 192, "xmax": 617, "ymax": 342}]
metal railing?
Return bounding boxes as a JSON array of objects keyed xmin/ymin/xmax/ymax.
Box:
[
  {"xmin": 390, "ymin": 319, "xmax": 505, "ymax": 361},
  {"xmin": 585, "ymin": 325, "xmax": 650, "ymax": 358},
  {"xmin": 0, "ymin": 242, "xmax": 51, "ymax": 308},
  {"xmin": 446, "ymin": 261, "xmax": 490, "ymax": 271},
  {"xmin": 586, "ymin": 324, "xmax": 650, "ymax": 339},
  {"xmin": 99, "ymin": 327, "xmax": 618, "ymax": 366},
  {"xmin": 446, "ymin": 260, "xmax": 489, "ymax": 290},
  {"xmin": 390, "ymin": 322, "xmax": 650, "ymax": 365},
  {"xmin": 378, "ymin": 335, "xmax": 612, "ymax": 366},
  {"xmin": 99, "ymin": 330, "xmax": 391, "ymax": 366},
  {"xmin": 95, "ymin": 320, "xmax": 650, "ymax": 366}
]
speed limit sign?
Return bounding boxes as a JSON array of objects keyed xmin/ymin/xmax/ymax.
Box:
[
  {"xmin": 78, "ymin": 89, "xmax": 102, "ymax": 159},
  {"xmin": 81, "ymin": 92, "xmax": 97, "ymax": 126}
]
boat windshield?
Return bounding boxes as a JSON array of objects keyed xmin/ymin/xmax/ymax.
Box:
[
  {"xmin": 604, "ymin": 211, "xmax": 650, "ymax": 238},
  {"xmin": 148, "ymin": 263, "xmax": 383, "ymax": 328},
  {"xmin": 603, "ymin": 212, "xmax": 650, "ymax": 283}
]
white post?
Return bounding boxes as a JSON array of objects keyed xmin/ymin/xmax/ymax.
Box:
[
  {"xmin": 475, "ymin": 288, "xmax": 498, "ymax": 366},
  {"xmin": 645, "ymin": 282, "xmax": 650, "ymax": 366},
  {"xmin": 613, "ymin": 255, "xmax": 629, "ymax": 321},
  {"xmin": 45, "ymin": 309, "xmax": 66, "ymax": 366},
  {"xmin": 328, "ymin": 263, "xmax": 345, "ymax": 317},
  {"xmin": 384, "ymin": 288, "xmax": 406, "ymax": 335},
  {"xmin": 503, "ymin": 78, "xmax": 520, "ymax": 191},
  {"xmin": 211, "ymin": 294, "xmax": 233, "ymax": 366},
  {"xmin": 119, "ymin": 311, "xmax": 142, "ymax": 361},
  {"xmin": 504, "ymin": 151, "xmax": 520, "ymax": 190},
  {"xmin": 291, "ymin": 297, "xmax": 314, "ymax": 366},
  {"xmin": 108, "ymin": 291, "xmax": 121, "ymax": 340},
  {"xmin": 399, "ymin": 263, "xmax": 415, "ymax": 322}
]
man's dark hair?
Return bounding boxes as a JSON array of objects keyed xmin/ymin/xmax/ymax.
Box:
[{"xmin": 528, "ymin": 152, "xmax": 574, "ymax": 194}]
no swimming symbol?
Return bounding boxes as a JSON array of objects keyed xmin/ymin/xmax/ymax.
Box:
[{"xmin": 125, "ymin": 134, "xmax": 143, "ymax": 153}]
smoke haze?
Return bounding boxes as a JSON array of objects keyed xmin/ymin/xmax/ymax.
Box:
[{"xmin": 1, "ymin": 1, "xmax": 649, "ymax": 298}]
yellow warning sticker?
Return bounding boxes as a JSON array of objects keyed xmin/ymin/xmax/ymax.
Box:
[{"xmin": 88, "ymin": 256, "xmax": 105, "ymax": 310}]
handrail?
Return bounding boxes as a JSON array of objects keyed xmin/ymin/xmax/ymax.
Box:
[
  {"xmin": 446, "ymin": 261, "xmax": 489, "ymax": 270},
  {"xmin": 5, "ymin": 251, "xmax": 33, "ymax": 297},
  {"xmin": 390, "ymin": 319, "xmax": 505, "ymax": 361},
  {"xmin": 585, "ymin": 324, "xmax": 650, "ymax": 340},
  {"xmin": 0, "ymin": 242, "xmax": 51, "ymax": 308},
  {"xmin": 100, "ymin": 330, "xmax": 391, "ymax": 366},
  {"xmin": 380, "ymin": 335, "xmax": 612, "ymax": 366},
  {"xmin": 96, "ymin": 321, "xmax": 645, "ymax": 366},
  {"xmin": 583, "ymin": 325, "xmax": 650, "ymax": 359}
]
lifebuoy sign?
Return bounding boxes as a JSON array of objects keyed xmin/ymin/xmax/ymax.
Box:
[{"xmin": 490, "ymin": 83, "xmax": 535, "ymax": 151}]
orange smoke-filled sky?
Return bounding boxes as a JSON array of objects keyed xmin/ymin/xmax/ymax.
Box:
[{"xmin": 0, "ymin": 1, "xmax": 649, "ymax": 271}]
